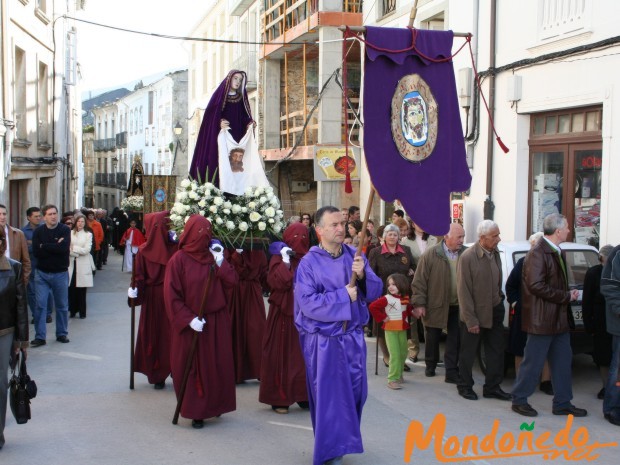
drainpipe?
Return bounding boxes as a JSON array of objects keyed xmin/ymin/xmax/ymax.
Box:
[{"xmin": 484, "ymin": 0, "xmax": 497, "ymax": 220}]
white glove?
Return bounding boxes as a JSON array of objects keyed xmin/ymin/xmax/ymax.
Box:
[
  {"xmin": 209, "ymin": 246, "xmax": 224, "ymax": 266},
  {"xmin": 280, "ymin": 247, "xmax": 293, "ymax": 264},
  {"xmin": 189, "ymin": 317, "xmax": 206, "ymax": 332},
  {"xmin": 235, "ymin": 248, "xmax": 244, "ymax": 254},
  {"xmin": 128, "ymin": 287, "xmax": 138, "ymax": 299}
]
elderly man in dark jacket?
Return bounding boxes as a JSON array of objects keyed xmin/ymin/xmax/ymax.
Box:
[
  {"xmin": 456, "ymin": 220, "xmax": 509, "ymax": 401},
  {"xmin": 412, "ymin": 223, "xmax": 466, "ymax": 382},
  {"xmin": 600, "ymin": 244, "xmax": 620, "ymax": 426},
  {"xmin": 511, "ymin": 213, "xmax": 585, "ymax": 417}
]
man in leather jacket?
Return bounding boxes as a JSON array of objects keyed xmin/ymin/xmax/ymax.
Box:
[
  {"xmin": 511, "ymin": 213, "xmax": 586, "ymax": 417},
  {"xmin": 0, "ymin": 228, "xmax": 28, "ymax": 449}
]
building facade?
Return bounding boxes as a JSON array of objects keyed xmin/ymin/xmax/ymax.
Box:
[
  {"xmin": 87, "ymin": 70, "xmax": 188, "ymax": 211},
  {"xmin": 1, "ymin": 0, "xmax": 83, "ymax": 225},
  {"xmin": 362, "ymin": 0, "xmax": 619, "ymax": 246}
]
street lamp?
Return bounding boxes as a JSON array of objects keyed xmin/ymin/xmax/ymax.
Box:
[
  {"xmin": 174, "ymin": 122, "xmax": 183, "ymax": 137},
  {"xmin": 172, "ymin": 122, "xmax": 185, "ymax": 174}
]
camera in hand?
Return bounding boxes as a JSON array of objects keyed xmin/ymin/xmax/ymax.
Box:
[{"xmin": 286, "ymin": 249, "xmax": 296, "ymax": 257}]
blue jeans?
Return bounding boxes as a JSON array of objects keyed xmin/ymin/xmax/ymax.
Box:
[
  {"xmin": 603, "ymin": 335, "xmax": 620, "ymax": 418},
  {"xmin": 34, "ymin": 270, "xmax": 69, "ymax": 340},
  {"xmin": 511, "ymin": 332, "xmax": 573, "ymax": 409},
  {"xmin": 27, "ymin": 271, "xmax": 54, "ymax": 318}
]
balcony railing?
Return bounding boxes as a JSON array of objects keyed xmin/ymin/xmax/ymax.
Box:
[
  {"xmin": 93, "ymin": 138, "xmax": 116, "ymax": 152},
  {"xmin": 94, "ymin": 172, "xmax": 127, "ymax": 188},
  {"xmin": 116, "ymin": 131, "xmax": 128, "ymax": 148},
  {"xmin": 263, "ymin": 0, "xmax": 361, "ymax": 43}
]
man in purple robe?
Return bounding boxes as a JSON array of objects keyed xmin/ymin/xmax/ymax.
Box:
[
  {"xmin": 294, "ymin": 206, "xmax": 383, "ymax": 465},
  {"xmin": 189, "ymin": 70, "xmax": 254, "ymax": 185}
]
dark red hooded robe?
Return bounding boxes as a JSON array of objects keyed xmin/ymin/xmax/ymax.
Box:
[
  {"xmin": 259, "ymin": 223, "xmax": 310, "ymax": 407},
  {"xmin": 163, "ymin": 215, "xmax": 238, "ymax": 420}
]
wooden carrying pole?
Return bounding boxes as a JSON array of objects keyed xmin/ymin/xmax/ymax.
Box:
[
  {"xmin": 172, "ymin": 266, "xmax": 215, "ymax": 425},
  {"xmin": 129, "ymin": 249, "xmax": 137, "ymax": 390},
  {"xmin": 343, "ymin": 186, "xmax": 376, "ymax": 335},
  {"xmin": 338, "ymin": 25, "xmax": 471, "ymax": 37}
]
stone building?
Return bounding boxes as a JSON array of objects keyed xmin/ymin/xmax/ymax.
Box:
[{"xmin": 1, "ymin": 0, "xmax": 84, "ymax": 225}]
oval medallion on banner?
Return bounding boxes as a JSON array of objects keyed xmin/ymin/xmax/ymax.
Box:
[{"xmin": 391, "ymin": 74, "xmax": 438, "ymax": 162}]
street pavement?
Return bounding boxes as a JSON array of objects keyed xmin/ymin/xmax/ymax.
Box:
[{"xmin": 2, "ymin": 250, "xmax": 618, "ymax": 464}]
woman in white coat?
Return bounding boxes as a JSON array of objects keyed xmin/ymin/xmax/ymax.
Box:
[{"xmin": 68, "ymin": 214, "xmax": 94, "ymax": 319}]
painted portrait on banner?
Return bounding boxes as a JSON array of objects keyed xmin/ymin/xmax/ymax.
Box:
[{"xmin": 391, "ymin": 74, "xmax": 438, "ymax": 162}]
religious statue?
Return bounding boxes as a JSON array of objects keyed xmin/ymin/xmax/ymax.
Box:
[{"xmin": 190, "ymin": 70, "xmax": 269, "ymax": 196}]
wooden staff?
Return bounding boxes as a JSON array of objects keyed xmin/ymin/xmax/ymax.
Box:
[
  {"xmin": 129, "ymin": 246, "xmax": 139, "ymax": 389},
  {"xmin": 172, "ymin": 265, "xmax": 215, "ymax": 425},
  {"xmin": 344, "ymin": 186, "xmax": 376, "ymax": 334}
]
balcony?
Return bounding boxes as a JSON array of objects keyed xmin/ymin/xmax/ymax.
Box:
[
  {"xmin": 261, "ymin": 0, "xmax": 363, "ymax": 59},
  {"xmin": 93, "ymin": 138, "xmax": 116, "ymax": 152},
  {"xmin": 229, "ymin": 0, "xmax": 254, "ymax": 16},
  {"xmin": 116, "ymin": 131, "xmax": 128, "ymax": 148},
  {"xmin": 232, "ymin": 51, "xmax": 258, "ymax": 90},
  {"xmin": 94, "ymin": 172, "xmax": 127, "ymax": 188}
]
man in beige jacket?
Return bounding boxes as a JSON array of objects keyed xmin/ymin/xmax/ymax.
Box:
[
  {"xmin": 456, "ymin": 220, "xmax": 509, "ymax": 401},
  {"xmin": 412, "ymin": 223, "xmax": 466, "ymax": 383}
]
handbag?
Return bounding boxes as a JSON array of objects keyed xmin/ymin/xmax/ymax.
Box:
[{"xmin": 9, "ymin": 351, "xmax": 37, "ymax": 425}]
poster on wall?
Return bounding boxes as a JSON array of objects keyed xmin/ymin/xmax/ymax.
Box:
[
  {"xmin": 313, "ymin": 146, "xmax": 360, "ymax": 182},
  {"xmin": 451, "ymin": 200, "xmax": 464, "ymax": 225},
  {"xmin": 143, "ymin": 175, "xmax": 177, "ymax": 214}
]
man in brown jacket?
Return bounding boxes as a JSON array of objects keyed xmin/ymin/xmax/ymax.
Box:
[
  {"xmin": 412, "ymin": 223, "xmax": 465, "ymax": 382},
  {"xmin": 511, "ymin": 213, "xmax": 586, "ymax": 417},
  {"xmin": 456, "ymin": 220, "xmax": 509, "ymax": 401},
  {"xmin": 0, "ymin": 204, "xmax": 31, "ymax": 285}
]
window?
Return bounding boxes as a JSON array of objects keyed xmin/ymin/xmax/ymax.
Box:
[
  {"xmin": 381, "ymin": 0, "xmax": 397, "ymax": 18},
  {"xmin": 139, "ymin": 107, "xmax": 143, "ymax": 133},
  {"xmin": 538, "ymin": 0, "xmax": 591, "ymax": 42},
  {"xmin": 14, "ymin": 47, "xmax": 27, "ymax": 141},
  {"xmin": 148, "ymin": 91, "xmax": 154, "ymax": 125},
  {"xmin": 37, "ymin": 62, "xmax": 49, "ymax": 145},
  {"xmin": 528, "ymin": 106, "xmax": 603, "ymax": 247}
]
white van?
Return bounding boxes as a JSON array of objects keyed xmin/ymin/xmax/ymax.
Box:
[{"xmin": 478, "ymin": 240, "xmax": 599, "ymax": 373}]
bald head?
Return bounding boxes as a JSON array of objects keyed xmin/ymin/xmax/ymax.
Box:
[{"xmin": 444, "ymin": 223, "xmax": 465, "ymax": 252}]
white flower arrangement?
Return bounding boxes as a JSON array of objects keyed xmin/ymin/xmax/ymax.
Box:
[
  {"xmin": 121, "ymin": 195, "xmax": 144, "ymax": 211},
  {"xmin": 170, "ymin": 180, "xmax": 285, "ymax": 247}
]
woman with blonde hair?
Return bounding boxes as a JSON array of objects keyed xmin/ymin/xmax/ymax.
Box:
[{"xmin": 68, "ymin": 214, "xmax": 94, "ymax": 319}]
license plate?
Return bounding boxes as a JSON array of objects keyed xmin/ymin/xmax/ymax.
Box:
[{"xmin": 572, "ymin": 307, "xmax": 583, "ymax": 322}]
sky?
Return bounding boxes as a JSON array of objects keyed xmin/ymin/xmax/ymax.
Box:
[{"xmin": 76, "ymin": 0, "xmax": 214, "ymax": 97}]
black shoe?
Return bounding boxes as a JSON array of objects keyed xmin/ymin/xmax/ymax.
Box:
[
  {"xmin": 425, "ymin": 367, "xmax": 436, "ymax": 377},
  {"xmin": 409, "ymin": 356, "xmax": 418, "ymax": 363},
  {"xmin": 552, "ymin": 405, "xmax": 587, "ymax": 417},
  {"xmin": 30, "ymin": 338, "xmax": 46, "ymax": 347},
  {"xmin": 192, "ymin": 419, "xmax": 204, "ymax": 429},
  {"xmin": 403, "ymin": 364, "xmax": 411, "ymax": 372},
  {"xmin": 56, "ymin": 336, "xmax": 70, "ymax": 343},
  {"xmin": 458, "ymin": 388, "xmax": 478, "ymax": 401},
  {"xmin": 297, "ymin": 401, "xmax": 310, "ymax": 409},
  {"xmin": 46, "ymin": 315, "xmax": 53, "ymax": 323},
  {"xmin": 512, "ymin": 403, "xmax": 538, "ymax": 417},
  {"xmin": 483, "ymin": 387, "xmax": 511, "ymax": 401},
  {"xmin": 153, "ymin": 382, "xmax": 165, "ymax": 390},
  {"xmin": 597, "ymin": 387, "xmax": 605, "ymax": 399},
  {"xmin": 539, "ymin": 380, "xmax": 554, "ymax": 396},
  {"xmin": 604, "ymin": 413, "xmax": 620, "ymax": 426}
]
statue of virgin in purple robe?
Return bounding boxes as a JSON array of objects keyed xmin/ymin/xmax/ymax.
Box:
[{"xmin": 189, "ymin": 70, "xmax": 254, "ymax": 185}]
